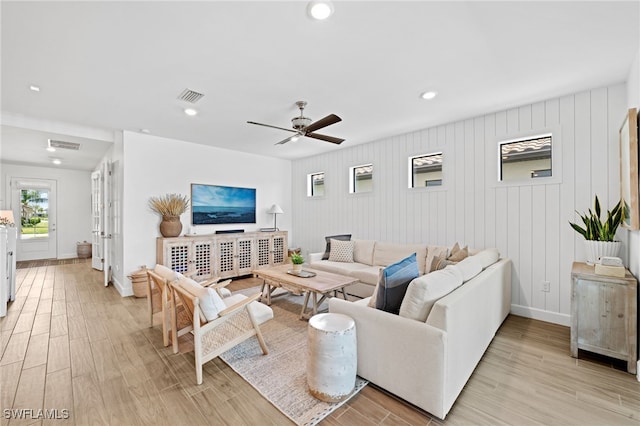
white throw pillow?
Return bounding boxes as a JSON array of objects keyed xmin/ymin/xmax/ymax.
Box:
[
  {"xmin": 328, "ymin": 239, "xmax": 355, "ymax": 263},
  {"xmin": 178, "ymin": 276, "xmax": 226, "ymax": 322},
  {"xmin": 399, "ymin": 267, "xmax": 464, "ymax": 322}
]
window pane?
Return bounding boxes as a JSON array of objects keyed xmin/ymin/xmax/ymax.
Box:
[
  {"xmin": 311, "ymin": 173, "xmax": 325, "ymax": 197},
  {"xmin": 20, "ymin": 189, "xmax": 49, "ymax": 239},
  {"xmin": 500, "ymin": 136, "xmax": 552, "ymax": 181},
  {"xmin": 411, "ymin": 153, "xmax": 442, "ymax": 188},
  {"xmin": 352, "ymin": 164, "xmax": 373, "ymax": 193}
]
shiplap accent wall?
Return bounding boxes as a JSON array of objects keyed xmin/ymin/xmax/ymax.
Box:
[{"xmin": 291, "ymin": 83, "xmax": 627, "ymax": 325}]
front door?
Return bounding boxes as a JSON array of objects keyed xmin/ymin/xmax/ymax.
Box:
[{"xmin": 11, "ymin": 178, "xmax": 57, "ymax": 261}]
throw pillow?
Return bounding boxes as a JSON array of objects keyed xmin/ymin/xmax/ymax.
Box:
[
  {"xmin": 177, "ymin": 276, "xmax": 226, "ymax": 322},
  {"xmin": 328, "ymin": 239, "xmax": 355, "ymax": 263},
  {"xmin": 322, "ymin": 234, "xmax": 351, "ymax": 260},
  {"xmin": 374, "ymin": 253, "xmax": 419, "ymax": 314},
  {"xmin": 448, "ymin": 245, "xmax": 469, "ymax": 262}
]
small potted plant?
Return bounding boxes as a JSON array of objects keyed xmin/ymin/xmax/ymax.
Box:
[
  {"xmin": 149, "ymin": 193, "xmax": 189, "ymax": 237},
  {"xmin": 569, "ymin": 195, "xmax": 624, "ymax": 265},
  {"xmin": 290, "ymin": 253, "xmax": 304, "ymax": 273}
]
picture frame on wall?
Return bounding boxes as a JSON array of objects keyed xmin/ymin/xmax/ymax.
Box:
[{"xmin": 619, "ymin": 107, "xmax": 639, "ymax": 230}]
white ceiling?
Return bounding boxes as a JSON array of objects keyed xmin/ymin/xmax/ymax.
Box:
[{"xmin": 1, "ymin": 1, "xmax": 638, "ymax": 171}]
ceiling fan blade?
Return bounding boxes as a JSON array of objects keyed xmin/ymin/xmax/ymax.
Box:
[
  {"xmin": 247, "ymin": 121, "xmax": 297, "ymax": 133},
  {"xmin": 304, "ymin": 114, "xmax": 342, "ymax": 133},
  {"xmin": 274, "ymin": 135, "xmax": 296, "ymax": 145},
  {"xmin": 306, "ymin": 132, "xmax": 345, "ymax": 145}
]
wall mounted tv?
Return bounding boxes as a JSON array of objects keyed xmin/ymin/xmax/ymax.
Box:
[{"xmin": 191, "ymin": 184, "xmax": 256, "ymax": 225}]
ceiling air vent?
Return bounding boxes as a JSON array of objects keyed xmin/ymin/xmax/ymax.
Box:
[
  {"xmin": 178, "ymin": 88, "xmax": 204, "ymax": 103},
  {"xmin": 48, "ymin": 139, "xmax": 80, "ymax": 150}
]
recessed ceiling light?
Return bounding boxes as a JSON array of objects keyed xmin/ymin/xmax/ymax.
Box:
[
  {"xmin": 420, "ymin": 91, "xmax": 438, "ymax": 100},
  {"xmin": 29, "ymin": 85, "xmax": 40, "ymax": 92},
  {"xmin": 140, "ymin": 129, "xmax": 151, "ymax": 134},
  {"xmin": 291, "ymin": 135, "xmax": 300, "ymax": 142},
  {"xmin": 307, "ymin": 1, "xmax": 334, "ymax": 20},
  {"xmin": 46, "ymin": 147, "xmax": 56, "ymax": 152},
  {"xmin": 52, "ymin": 159, "xmax": 62, "ymax": 165},
  {"xmin": 184, "ymin": 108, "xmax": 198, "ymax": 116}
]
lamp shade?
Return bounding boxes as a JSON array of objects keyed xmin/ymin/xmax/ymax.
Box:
[{"xmin": 268, "ymin": 204, "xmax": 284, "ymax": 215}]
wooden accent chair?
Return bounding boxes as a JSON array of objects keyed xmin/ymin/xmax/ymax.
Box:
[
  {"xmin": 146, "ymin": 265, "xmax": 233, "ymax": 348},
  {"xmin": 169, "ymin": 276, "xmax": 273, "ymax": 385}
]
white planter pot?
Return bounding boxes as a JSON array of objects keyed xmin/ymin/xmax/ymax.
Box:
[{"xmin": 584, "ymin": 240, "xmax": 622, "ymax": 265}]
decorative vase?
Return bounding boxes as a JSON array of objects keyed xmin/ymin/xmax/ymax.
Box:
[
  {"xmin": 584, "ymin": 240, "xmax": 622, "ymax": 265},
  {"xmin": 159, "ymin": 215, "xmax": 182, "ymax": 237},
  {"xmin": 292, "ymin": 264, "xmax": 302, "ymax": 273}
]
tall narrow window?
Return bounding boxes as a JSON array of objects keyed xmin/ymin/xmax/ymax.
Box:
[
  {"xmin": 499, "ymin": 134, "xmax": 552, "ymax": 181},
  {"xmin": 307, "ymin": 172, "xmax": 325, "ymax": 197},
  {"xmin": 20, "ymin": 189, "xmax": 49, "ymax": 239},
  {"xmin": 409, "ymin": 153, "xmax": 443, "ymax": 188},
  {"xmin": 350, "ymin": 164, "xmax": 373, "ymax": 193}
]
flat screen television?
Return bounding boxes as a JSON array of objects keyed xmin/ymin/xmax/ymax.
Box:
[{"xmin": 191, "ymin": 184, "xmax": 256, "ymax": 225}]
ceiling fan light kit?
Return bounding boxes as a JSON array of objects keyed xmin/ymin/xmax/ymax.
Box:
[
  {"xmin": 247, "ymin": 100, "xmax": 345, "ymax": 146},
  {"xmin": 307, "ymin": 1, "xmax": 334, "ymax": 20}
]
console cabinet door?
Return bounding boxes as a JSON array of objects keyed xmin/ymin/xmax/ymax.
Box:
[{"xmin": 271, "ymin": 233, "xmax": 287, "ymax": 266}]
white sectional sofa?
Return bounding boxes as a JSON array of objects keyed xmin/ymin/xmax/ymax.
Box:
[
  {"xmin": 309, "ymin": 239, "xmax": 445, "ymax": 298},
  {"xmin": 326, "ymin": 243, "xmax": 512, "ymax": 419}
]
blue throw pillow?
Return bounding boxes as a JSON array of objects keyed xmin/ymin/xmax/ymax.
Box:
[{"xmin": 375, "ymin": 253, "xmax": 419, "ymax": 314}]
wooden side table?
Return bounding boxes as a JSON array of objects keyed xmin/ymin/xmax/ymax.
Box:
[{"xmin": 571, "ymin": 262, "xmax": 637, "ymax": 374}]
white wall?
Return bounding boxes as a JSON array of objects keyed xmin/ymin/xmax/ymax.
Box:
[
  {"xmin": 0, "ymin": 162, "xmax": 92, "ymax": 259},
  {"xmin": 291, "ymin": 83, "xmax": 627, "ymax": 326},
  {"xmin": 627, "ymin": 48, "xmax": 640, "ymax": 279},
  {"xmin": 117, "ymin": 131, "xmax": 292, "ymax": 296}
]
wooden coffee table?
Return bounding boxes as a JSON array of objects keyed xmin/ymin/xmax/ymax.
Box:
[{"xmin": 253, "ymin": 264, "xmax": 358, "ymax": 319}]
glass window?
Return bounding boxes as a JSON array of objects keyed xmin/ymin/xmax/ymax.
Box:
[
  {"xmin": 308, "ymin": 172, "xmax": 325, "ymax": 197},
  {"xmin": 410, "ymin": 153, "xmax": 443, "ymax": 188},
  {"xmin": 20, "ymin": 189, "xmax": 49, "ymax": 239},
  {"xmin": 350, "ymin": 164, "xmax": 373, "ymax": 193},
  {"xmin": 500, "ymin": 135, "xmax": 552, "ymax": 181}
]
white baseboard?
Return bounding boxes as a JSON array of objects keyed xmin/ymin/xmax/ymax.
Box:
[
  {"xmin": 57, "ymin": 252, "xmax": 77, "ymax": 260},
  {"xmin": 112, "ymin": 277, "xmax": 133, "ymax": 297},
  {"xmin": 510, "ymin": 304, "xmax": 571, "ymax": 327}
]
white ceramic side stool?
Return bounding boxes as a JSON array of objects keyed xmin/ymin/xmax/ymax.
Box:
[{"xmin": 307, "ymin": 312, "xmax": 357, "ymax": 402}]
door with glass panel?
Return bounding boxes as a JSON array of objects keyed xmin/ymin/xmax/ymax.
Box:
[{"xmin": 11, "ymin": 178, "xmax": 57, "ymax": 261}]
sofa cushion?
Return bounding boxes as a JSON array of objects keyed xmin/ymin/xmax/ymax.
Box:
[
  {"xmin": 154, "ymin": 264, "xmax": 177, "ymax": 282},
  {"xmin": 353, "ymin": 239, "xmax": 376, "ymax": 265},
  {"xmin": 373, "ymin": 242, "xmax": 428, "ymax": 275},
  {"xmin": 177, "ymin": 275, "xmax": 227, "ymax": 322},
  {"xmin": 350, "ymin": 266, "xmax": 382, "ymax": 286},
  {"xmin": 322, "ymin": 234, "xmax": 351, "ymax": 260},
  {"xmin": 328, "ymin": 239, "xmax": 355, "ymax": 263},
  {"xmin": 473, "ymin": 248, "xmax": 500, "ymax": 269},
  {"xmin": 454, "ymin": 255, "xmax": 483, "ymax": 282},
  {"xmin": 309, "ymin": 260, "xmax": 369, "ymax": 276},
  {"xmin": 373, "ymin": 253, "xmax": 419, "ymax": 314},
  {"xmin": 399, "ymin": 266, "xmax": 464, "ymax": 321}
]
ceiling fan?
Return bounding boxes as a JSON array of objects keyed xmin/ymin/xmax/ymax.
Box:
[{"xmin": 247, "ymin": 101, "xmax": 345, "ymax": 145}]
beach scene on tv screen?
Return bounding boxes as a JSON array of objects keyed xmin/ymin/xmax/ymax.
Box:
[{"xmin": 192, "ymin": 184, "xmax": 256, "ymax": 225}]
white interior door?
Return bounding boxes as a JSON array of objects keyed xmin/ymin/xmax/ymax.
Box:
[
  {"xmin": 11, "ymin": 178, "xmax": 57, "ymax": 261},
  {"xmin": 91, "ymin": 170, "xmax": 104, "ymax": 270},
  {"xmin": 103, "ymin": 161, "xmax": 112, "ymax": 287}
]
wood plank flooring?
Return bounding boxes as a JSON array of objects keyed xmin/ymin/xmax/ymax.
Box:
[{"xmin": 1, "ymin": 260, "xmax": 639, "ymax": 425}]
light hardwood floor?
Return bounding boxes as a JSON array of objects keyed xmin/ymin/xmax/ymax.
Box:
[{"xmin": 1, "ymin": 260, "xmax": 639, "ymax": 425}]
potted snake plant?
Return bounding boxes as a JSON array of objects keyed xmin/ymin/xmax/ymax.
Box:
[{"xmin": 569, "ymin": 195, "xmax": 624, "ymax": 265}]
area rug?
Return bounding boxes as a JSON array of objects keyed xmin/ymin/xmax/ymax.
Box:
[{"xmin": 220, "ymin": 288, "xmax": 368, "ymax": 426}]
